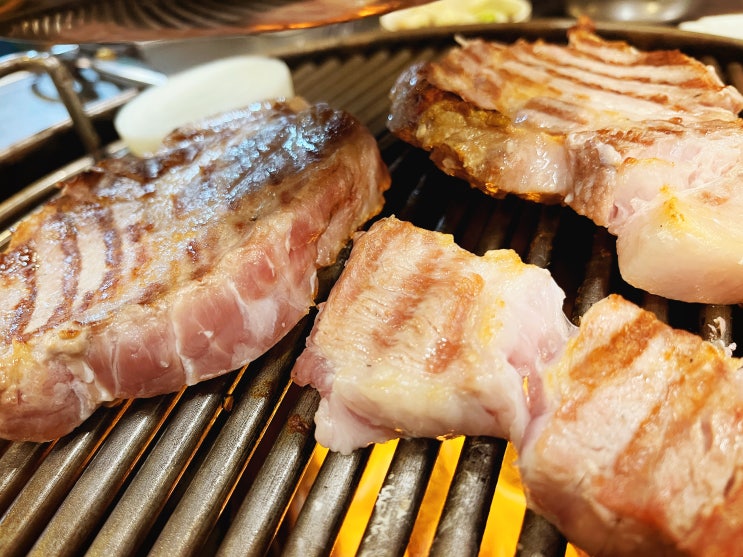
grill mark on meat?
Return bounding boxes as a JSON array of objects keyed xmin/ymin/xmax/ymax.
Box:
[
  {"xmin": 79, "ymin": 203, "xmax": 123, "ymax": 310},
  {"xmin": 225, "ymin": 129, "xmax": 296, "ymax": 205},
  {"xmin": 100, "ymin": 218, "xmax": 123, "ymax": 300},
  {"xmin": 371, "ymin": 259, "xmax": 437, "ymax": 350},
  {"xmin": 595, "ymin": 124, "xmax": 685, "ymax": 148},
  {"xmin": 138, "ymin": 281, "xmax": 167, "ymax": 305},
  {"xmin": 326, "ymin": 229, "xmax": 387, "ymax": 314},
  {"xmin": 435, "ymin": 49, "xmax": 506, "ymax": 101},
  {"xmin": 496, "ymin": 64, "xmax": 563, "ymax": 97},
  {"xmin": 539, "ymin": 38, "xmax": 691, "ymax": 72},
  {"xmin": 102, "ymin": 145, "xmax": 200, "ymax": 185},
  {"xmin": 593, "ymin": 337, "xmax": 736, "ymax": 537},
  {"xmin": 561, "ymin": 24, "xmax": 712, "ymax": 74},
  {"xmin": 557, "ymin": 310, "xmax": 664, "ymax": 421},
  {"xmin": 186, "ymin": 237, "xmax": 213, "ymax": 280},
  {"xmin": 126, "ymin": 221, "xmax": 153, "ymax": 242},
  {"xmin": 40, "ymin": 211, "xmax": 80, "ymax": 334},
  {"xmin": 612, "ymin": 343, "xmax": 721, "ymax": 477},
  {"xmin": 522, "ymin": 97, "xmax": 589, "ymax": 126},
  {"xmin": 186, "ymin": 239, "xmax": 200, "ymax": 263},
  {"xmin": 174, "ymin": 105, "xmax": 351, "ymax": 218},
  {"xmin": 508, "ymin": 50, "xmax": 683, "ymax": 110},
  {"xmin": 444, "ymin": 39, "xmax": 731, "ymax": 128},
  {"xmin": 126, "ymin": 221, "xmax": 153, "ymax": 282},
  {"xmin": 699, "ymin": 188, "xmax": 732, "ymax": 206},
  {"xmin": 2, "ymin": 244, "xmax": 37, "ymax": 342},
  {"xmin": 368, "ymin": 252, "xmax": 477, "ymax": 374},
  {"xmin": 424, "ymin": 272, "xmax": 478, "ymax": 374}
]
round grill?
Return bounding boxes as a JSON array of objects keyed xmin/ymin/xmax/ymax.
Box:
[{"xmin": 0, "ymin": 0, "xmax": 430, "ymax": 42}]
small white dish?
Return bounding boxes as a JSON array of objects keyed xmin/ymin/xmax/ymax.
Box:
[{"xmin": 679, "ymin": 14, "xmax": 743, "ymax": 40}]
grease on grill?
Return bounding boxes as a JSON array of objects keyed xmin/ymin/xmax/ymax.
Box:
[{"xmin": 287, "ymin": 412, "xmax": 313, "ymax": 436}]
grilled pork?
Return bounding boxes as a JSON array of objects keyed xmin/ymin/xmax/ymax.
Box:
[
  {"xmin": 291, "ymin": 216, "xmax": 575, "ymax": 455},
  {"xmin": 0, "ymin": 98, "xmax": 390, "ymax": 442},
  {"xmin": 293, "ymin": 218, "xmax": 743, "ymax": 555},
  {"xmin": 519, "ymin": 295, "xmax": 743, "ymax": 557},
  {"xmin": 388, "ymin": 19, "xmax": 743, "ymax": 304}
]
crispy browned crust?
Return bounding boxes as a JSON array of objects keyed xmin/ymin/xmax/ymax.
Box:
[{"xmin": 388, "ymin": 63, "xmax": 564, "ymax": 205}]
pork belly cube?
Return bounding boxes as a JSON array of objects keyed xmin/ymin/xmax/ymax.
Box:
[
  {"xmin": 291, "ymin": 216, "xmax": 575, "ymax": 455},
  {"xmin": 519, "ymin": 294, "xmax": 743, "ymax": 557}
]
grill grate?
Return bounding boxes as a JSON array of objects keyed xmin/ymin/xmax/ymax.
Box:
[{"xmin": 1, "ymin": 21, "xmax": 743, "ymax": 557}]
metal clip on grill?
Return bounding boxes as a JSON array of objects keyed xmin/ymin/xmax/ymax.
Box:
[{"xmin": 1, "ymin": 22, "xmax": 742, "ymax": 557}]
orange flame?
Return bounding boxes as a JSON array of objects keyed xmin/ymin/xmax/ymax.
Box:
[{"xmin": 295, "ymin": 438, "xmax": 579, "ymax": 556}]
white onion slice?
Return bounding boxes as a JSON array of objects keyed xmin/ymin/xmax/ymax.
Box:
[
  {"xmin": 379, "ymin": 0, "xmax": 531, "ymax": 30},
  {"xmin": 114, "ymin": 55, "xmax": 294, "ymax": 156}
]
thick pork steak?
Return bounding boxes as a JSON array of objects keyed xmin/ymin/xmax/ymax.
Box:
[{"xmin": 0, "ymin": 98, "xmax": 390, "ymax": 441}]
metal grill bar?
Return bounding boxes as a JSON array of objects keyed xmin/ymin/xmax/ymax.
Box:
[
  {"xmin": 28, "ymin": 394, "xmax": 180, "ymax": 557},
  {"xmin": 430, "ymin": 437, "xmax": 508, "ymax": 556},
  {"xmin": 281, "ymin": 446, "xmax": 373, "ymax": 555},
  {"xmin": 0, "ymin": 51, "xmax": 101, "ymax": 159},
  {"xmin": 148, "ymin": 321, "xmax": 310, "ymax": 557},
  {"xmin": 0, "ymin": 406, "xmax": 127, "ymax": 557},
  {"xmin": 643, "ymin": 294, "xmax": 669, "ymax": 324},
  {"xmin": 573, "ymin": 228, "xmax": 614, "ymax": 319},
  {"xmin": 357, "ymin": 438, "xmax": 441, "ymax": 556},
  {"xmin": 87, "ymin": 375, "xmax": 234, "ymax": 556},
  {"xmin": 703, "ymin": 304, "xmax": 733, "ymax": 344},
  {"xmin": 215, "ymin": 386, "xmax": 320, "ymax": 556},
  {"xmin": 0, "ymin": 442, "xmax": 52, "ymax": 515},
  {"xmin": 516, "ymin": 510, "xmax": 568, "ymax": 557}
]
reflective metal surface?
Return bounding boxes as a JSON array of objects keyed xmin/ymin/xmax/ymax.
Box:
[
  {"xmin": 566, "ymin": 0, "xmax": 697, "ymax": 22},
  {"xmin": 0, "ymin": 0, "xmax": 432, "ymax": 43}
]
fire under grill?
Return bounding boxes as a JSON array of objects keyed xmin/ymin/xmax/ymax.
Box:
[{"xmin": 1, "ymin": 20, "xmax": 743, "ymax": 557}]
